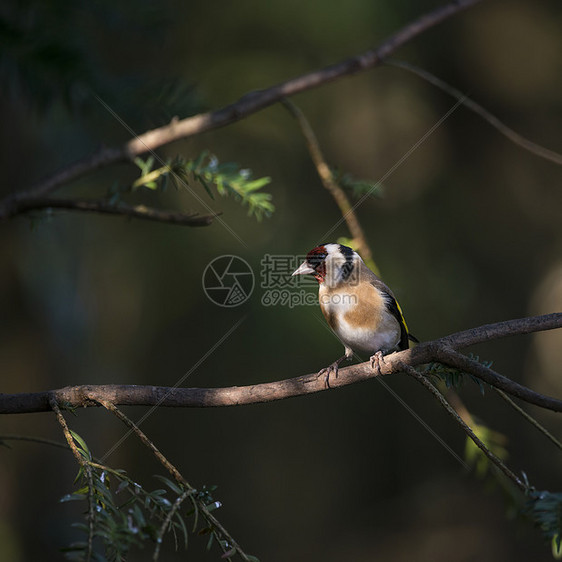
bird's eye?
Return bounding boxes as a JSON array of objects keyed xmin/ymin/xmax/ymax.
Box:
[{"xmin": 308, "ymin": 253, "xmax": 326, "ymax": 270}]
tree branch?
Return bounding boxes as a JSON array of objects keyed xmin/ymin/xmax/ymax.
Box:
[
  {"xmin": 1, "ymin": 313, "xmax": 559, "ymax": 415},
  {"xmin": 400, "ymin": 362, "xmax": 526, "ymax": 491},
  {"xmin": 50, "ymin": 395, "xmax": 95, "ymax": 562},
  {"xmin": 494, "ymin": 388, "xmax": 562, "ymax": 452},
  {"xmin": 96, "ymin": 400, "xmax": 252, "ymax": 561},
  {"xmin": 386, "ymin": 60, "xmax": 562, "ymax": 166},
  {"xmin": 0, "ymin": 0, "xmax": 483, "ymax": 220},
  {"xmin": 98, "ymin": 400, "xmax": 189, "ymax": 486},
  {"xmin": 282, "ymin": 99, "xmax": 377, "ymax": 272},
  {"xmin": 436, "ymin": 313, "xmax": 562, "ymax": 347},
  {"xmin": 284, "ymin": 86, "xmax": 537, "ymax": 494},
  {"xmin": 12, "ymin": 197, "xmax": 218, "ymax": 226},
  {"xmin": 0, "ymin": 434, "xmax": 71, "ymax": 451},
  {"xmin": 153, "ymin": 488, "xmax": 193, "ymax": 562},
  {"xmin": 431, "ymin": 345, "xmax": 562, "ymax": 412}
]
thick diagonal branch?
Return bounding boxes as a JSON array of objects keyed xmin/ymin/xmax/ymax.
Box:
[{"xmin": 0, "ymin": 0, "xmax": 483, "ymax": 220}]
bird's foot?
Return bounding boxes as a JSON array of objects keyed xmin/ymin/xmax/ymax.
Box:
[
  {"xmin": 370, "ymin": 351, "xmax": 386, "ymax": 375},
  {"xmin": 317, "ymin": 357, "xmax": 344, "ymax": 388}
]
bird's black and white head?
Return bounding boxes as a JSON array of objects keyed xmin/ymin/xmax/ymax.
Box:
[{"xmin": 292, "ymin": 243, "xmax": 360, "ymax": 287}]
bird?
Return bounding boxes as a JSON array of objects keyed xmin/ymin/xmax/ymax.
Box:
[{"xmin": 292, "ymin": 243, "xmax": 418, "ymax": 385}]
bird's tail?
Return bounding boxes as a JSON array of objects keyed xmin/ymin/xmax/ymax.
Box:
[{"xmin": 408, "ymin": 333, "xmax": 420, "ymax": 344}]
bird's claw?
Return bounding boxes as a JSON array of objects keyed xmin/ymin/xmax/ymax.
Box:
[
  {"xmin": 317, "ymin": 362, "xmax": 340, "ymax": 388},
  {"xmin": 370, "ymin": 351, "xmax": 386, "ymax": 375}
]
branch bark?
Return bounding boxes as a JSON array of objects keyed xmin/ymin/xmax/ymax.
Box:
[
  {"xmin": 14, "ymin": 197, "xmax": 217, "ymax": 226},
  {"xmin": 0, "ymin": 0, "xmax": 483, "ymax": 220},
  {"xmin": 1, "ymin": 313, "xmax": 560, "ymax": 415}
]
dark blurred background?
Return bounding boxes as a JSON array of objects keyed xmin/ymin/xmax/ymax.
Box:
[{"xmin": 1, "ymin": 0, "xmax": 561, "ymax": 560}]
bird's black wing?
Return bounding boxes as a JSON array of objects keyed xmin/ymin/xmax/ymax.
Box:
[
  {"xmin": 363, "ymin": 267, "xmax": 418, "ymax": 350},
  {"xmin": 381, "ymin": 291, "xmax": 410, "ymax": 351}
]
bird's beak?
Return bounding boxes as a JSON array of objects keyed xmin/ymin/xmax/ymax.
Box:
[{"xmin": 292, "ymin": 261, "xmax": 315, "ymax": 276}]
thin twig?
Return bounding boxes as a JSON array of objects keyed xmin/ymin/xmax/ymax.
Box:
[
  {"xmin": 494, "ymin": 388, "xmax": 562, "ymax": 452},
  {"xmin": 49, "ymin": 396, "xmax": 95, "ymax": 562},
  {"xmin": 98, "ymin": 400, "xmax": 188, "ymax": 486},
  {"xmin": 281, "ymin": 99, "xmax": 377, "ymax": 272},
  {"xmin": 97, "ymin": 400, "xmax": 253, "ymax": 562},
  {"xmin": 0, "ymin": 434, "xmax": 71, "ymax": 451},
  {"xmin": 49, "ymin": 397, "xmax": 84, "ymax": 464},
  {"xmin": 0, "ymin": 0, "xmax": 483, "ymax": 219},
  {"xmin": 153, "ymin": 488, "xmax": 193, "ymax": 562},
  {"xmin": 399, "ymin": 363, "xmax": 526, "ymax": 491},
  {"xmin": 87, "ymin": 459, "xmax": 200, "ymax": 533},
  {"xmin": 14, "ymin": 198, "xmax": 217, "ymax": 226},
  {"xmin": 387, "ymin": 60, "xmax": 562, "ymax": 165}
]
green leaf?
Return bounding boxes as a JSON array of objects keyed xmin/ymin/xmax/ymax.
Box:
[
  {"xmin": 191, "ymin": 149, "xmax": 210, "ymax": 172},
  {"xmin": 174, "ymin": 510, "xmax": 189, "ymax": 550},
  {"xmin": 332, "ymin": 168, "xmax": 384, "ymax": 200},
  {"xmin": 134, "ymin": 156, "xmax": 154, "ymax": 175},
  {"xmin": 205, "ymin": 500, "xmax": 222, "ymax": 513},
  {"xmin": 69, "ymin": 430, "xmax": 91, "ymax": 459},
  {"xmin": 161, "ymin": 171, "xmax": 169, "ymax": 192},
  {"xmin": 241, "ymin": 177, "xmax": 272, "ymax": 192},
  {"xmin": 424, "ymin": 359, "xmax": 486, "ymax": 394},
  {"xmin": 553, "ymin": 535, "xmax": 562, "ymax": 559},
  {"xmin": 206, "ymin": 530, "xmax": 215, "ymax": 551},
  {"xmin": 120, "ymin": 151, "xmax": 273, "ymax": 220},
  {"xmin": 199, "ymin": 177, "xmax": 215, "ymax": 199},
  {"xmin": 153, "ymin": 475, "xmax": 183, "ymax": 495},
  {"xmin": 526, "ymin": 490, "xmax": 562, "ymax": 547},
  {"xmin": 60, "ymin": 493, "xmax": 87, "ymax": 503},
  {"xmin": 60, "ymin": 543, "xmax": 88, "ymax": 552},
  {"xmin": 464, "ymin": 423, "xmax": 508, "ymax": 478}
]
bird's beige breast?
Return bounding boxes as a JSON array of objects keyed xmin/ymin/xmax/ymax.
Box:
[
  {"xmin": 319, "ymin": 282, "xmax": 400, "ymax": 353},
  {"xmin": 320, "ymin": 283, "xmax": 383, "ymax": 329}
]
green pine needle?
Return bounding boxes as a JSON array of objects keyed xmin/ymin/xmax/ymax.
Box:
[{"xmin": 130, "ymin": 152, "xmax": 274, "ymax": 220}]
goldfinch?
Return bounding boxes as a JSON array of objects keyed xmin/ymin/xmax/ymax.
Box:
[{"xmin": 292, "ymin": 243, "xmax": 418, "ymax": 383}]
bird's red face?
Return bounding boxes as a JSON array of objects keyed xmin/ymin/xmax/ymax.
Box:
[
  {"xmin": 292, "ymin": 245, "xmax": 328, "ymax": 283},
  {"xmin": 306, "ymin": 246, "xmax": 329, "ymax": 283}
]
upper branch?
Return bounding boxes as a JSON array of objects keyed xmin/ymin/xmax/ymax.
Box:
[
  {"xmin": 125, "ymin": 0, "xmax": 482, "ymax": 158},
  {"xmin": 1, "ymin": 313, "xmax": 560, "ymax": 415},
  {"xmin": 0, "ymin": 0, "xmax": 483, "ymax": 219},
  {"xmin": 386, "ymin": 60, "xmax": 562, "ymax": 166},
  {"xmin": 14, "ymin": 198, "xmax": 217, "ymax": 227}
]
